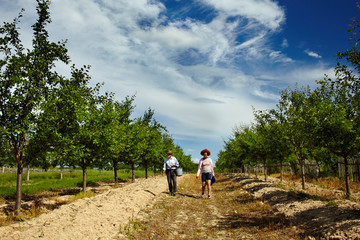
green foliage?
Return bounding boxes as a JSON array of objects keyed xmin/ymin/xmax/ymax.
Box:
[{"xmin": 0, "ymin": 169, "xmax": 145, "ymax": 199}]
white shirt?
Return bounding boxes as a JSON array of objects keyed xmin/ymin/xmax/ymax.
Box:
[
  {"xmin": 163, "ymin": 156, "xmax": 179, "ymax": 170},
  {"xmin": 196, "ymin": 157, "xmax": 215, "ymax": 176}
]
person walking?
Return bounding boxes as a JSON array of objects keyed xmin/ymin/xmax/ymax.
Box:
[
  {"xmin": 196, "ymin": 148, "xmax": 215, "ymax": 199},
  {"xmin": 163, "ymin": 150, "xmax": 180, "ymax": 196}
]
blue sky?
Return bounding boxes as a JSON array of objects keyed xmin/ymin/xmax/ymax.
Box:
[{"xmin": 1, "ymin": 0, "xmax": 358, "ymax": 163}]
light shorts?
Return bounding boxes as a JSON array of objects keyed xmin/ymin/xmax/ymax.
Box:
[{"xmin": 201, "ymin": 172, "xmax": 212, "ymax": 182}]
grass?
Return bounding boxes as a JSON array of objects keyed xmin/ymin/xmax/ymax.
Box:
[
  {"xmin": 119, "ymin": 174, "xmax": 307, "ymax": 239},
  {"xmin": 278, "ymin": 173, "xmax": 360, "ymax": 193},
  {"xmin": 0, "ymin": 169, "xmax": 146, "ymax": 199},
  {"xmin": 265, "ymin": 173, "xmax": 360, "ymax": 203}
]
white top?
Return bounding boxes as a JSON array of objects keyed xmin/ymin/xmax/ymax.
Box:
[
  {"xmin": 196, "ymin": 157, "xmax": 215, "ymax": 176},
  {"xmin": 163, "ymin": 156, "xmax": 179, "ymax": 170}
]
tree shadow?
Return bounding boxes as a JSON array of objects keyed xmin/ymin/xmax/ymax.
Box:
[
  {"xmin": 144, "ymin": 190, "xmax": 156, "ymax": 196},
  {"xmin": 162, "ymin": 191, "xmax": 200, "ymax": 199},
  {"xmin": 216, "ymin": 211, "xmax": 292, "ymax": 231},
  {"xmin": 177, "ymin": 192, "xmax": 200, "ymax": 199},
  {"xmin": 291, "ymin": 205, "xmax": 360, "ymax": 238},
  {"xmin": 230, "ymin": 175, "xmax": 360, "ymax": 238}
]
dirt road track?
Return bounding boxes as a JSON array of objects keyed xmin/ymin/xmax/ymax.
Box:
[{"xmin": 0, "ymin": 176, "xmax": 169, "ymax": 240}]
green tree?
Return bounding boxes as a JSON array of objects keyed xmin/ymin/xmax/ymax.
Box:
[
  {"xmin": 252, "ymin": 121, "xmax": 277, "ymax": 181},
  {"xmin": 217, "ymin": 125, "xmax": 255, "ymax": 173},
  {"xmin": 314, "ymin": 78, "xmax": 359, "ymax": 197},
  {"xmin": 312, "ymin": 3, "xmax": 360, "ymax": 196},
  {"xmin": 95, "ymin": 95, "xmax": 135, "ymax": 184},
  {"xmin": 0, "ymin": 0, "xmax": 69, "ymax": 215},
  {"xmin": 277, "ymin": 86, "xmax": 315, "ymax": 189},
  {"xmin": 254, "ymin": 109, "xmax": 292, "ymax": 182},
  {"xmin": 71, "ymin": 72, "xmax": 103, "ymax": 195}
]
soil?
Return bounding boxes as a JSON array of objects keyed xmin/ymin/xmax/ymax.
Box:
[
  {"xmin": 230, "ymin": 174, "xmax": 360, "ymax": 240},
  {"xmin": 0, "ymin": 174, "xmax": 359, "ymax": 240},
  {"xmin": 0, "ymin": 176, "xmax": 169, "ymax": 240}
]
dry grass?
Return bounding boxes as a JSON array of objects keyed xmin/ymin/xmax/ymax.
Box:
[
  {"xmin": 273, "ymin": 173, "xmax": 360, "ymax": 203},
  {"xmin": 0, "ymin": 188, "xmax": 98, "ymax": 226},
  {"xmin": 119, "ymin": 174, "xmax": 307, "ymax": 239},
  {"xmin": 279, "ymin": 173, "xmax": 360, "ymax": 192}
]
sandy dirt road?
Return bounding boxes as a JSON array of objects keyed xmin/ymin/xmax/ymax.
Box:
[{"xmin": 0, "ymin": 176, "xmax": 170, "ymax": 240}]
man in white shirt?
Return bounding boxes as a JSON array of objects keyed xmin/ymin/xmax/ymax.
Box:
[{"xmin": 163, "ymin": 150, "xmax": 179, "ymax": 196}]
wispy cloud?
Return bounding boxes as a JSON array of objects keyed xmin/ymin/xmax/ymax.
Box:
[
  {"xmin": 281, "ymin": 39, "xmax": 289, "ymax": 48},
  {"xmin": 305, "ymin": 49, "xmax": 322, "ymax": 59},
  {"xmin": 200, "ymin": 0, "xmax": 285, "ymax": 30}
]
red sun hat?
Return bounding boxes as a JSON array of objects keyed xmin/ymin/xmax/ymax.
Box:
[{"xmin": 200, "ymin": 149, "xmax": 211, "ymax": 156}]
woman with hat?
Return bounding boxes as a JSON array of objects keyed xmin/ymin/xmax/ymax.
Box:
[{"xmin": 196, "ymin": 149, "xmax": 215, "ymax": 199}]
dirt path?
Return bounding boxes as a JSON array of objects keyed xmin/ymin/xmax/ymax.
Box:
[
  {"xmin": 1, "ymin": 174, "xmax": 360, "ymax": 239},
  {"xmin": 120, "ymin": 174, "xmax": 360, "ymax": 239},
  {"xmin": 0, "ymin": 176, "xmax": 170, "ymax": 240}
]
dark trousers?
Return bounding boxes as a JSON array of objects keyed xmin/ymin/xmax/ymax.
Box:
[{"xmin": 166, "ymin": 169, "xmax": 177, "ymax": 193}]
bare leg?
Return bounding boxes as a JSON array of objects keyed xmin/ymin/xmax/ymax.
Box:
[
  {"xmin": 202, "ymin": 181, "xmax": 206, "ymax": 195},
  {"xmin": 206, "ymin": 180, "xmax": 211, "ymax": 196}
]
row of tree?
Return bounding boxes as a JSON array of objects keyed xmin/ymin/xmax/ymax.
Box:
[
  {"xmin": 217, "ymin": 3, "xmax": 360, "ymax": 198},
  {"xmin": 0, "ymin": 0, "xmax": 196, "ymax": 216}
]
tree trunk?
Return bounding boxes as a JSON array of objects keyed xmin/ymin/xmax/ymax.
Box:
[
  {"xmin": 26, "ymin": 164, "xmax": 30, "ymax": 181},
  {"xmin": 131, "ymin": 161, "xmax": 135, "ymax": 183},
  {"xmin": 255, "ymin": 165, "xmax": 258, "ymax": 178},
  {"xmin": 280, "ymin": 159, "xmax": 283, "ymax": 183},
  {"xmin": 263, "ymin": 158, "xmax": 267, "ymax": 182},
  {"xmin": 113, "ymin": 160, "xmax": 118, "ymax": 185},
  {"xmin": 344, "ymin": 156, "xmax": 351, "ymax": 198},
  {"xmin": 2, "ymin": 165, "xmax": 5, "ymax": 173},
  {"xmin": 99, "ymin": 169, "xmax": 102, "ymax": 176},
  {"xmin": 301, "ymin": 159, "xmax": 306, "ymax": 190},
  {"xmin": 15, "ymin": 162, "xmax": 23, "ymax": 216},
  {"xmin": 145, "ymin": 161, "xmax": 148, "ymax": 179},
  {"xmin": 290, "ymin": 161, "xmax": 297, "ymax": 175},
  {"xmin": 357, "ymin": 159, "xmax": 360, "ymax": 182},
  {"xmin": 82, "ymin": 166, "xmax": 87, "ymax": 196},
  {"xmin": 60, "ymin": 164, "xmax": 64, "ymax": 180}
]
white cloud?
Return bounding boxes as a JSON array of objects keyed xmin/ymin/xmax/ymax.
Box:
[
  {"xmin": 269, "ymin": 50, "xmax": 294, "ymax": 63},
  {"xmin": 305, "ymin": 49, "xmax": 322, "ymax": 59},
  {"xmin": 281, "ymin": 39, "xmax": 289, "ymax": 48},
  {"xmin": 259, "ymin": 64, "xmax": 335, "ymax": 89},
  {"xmin": 133, "ymin": 26, "xmax": 203, "ymax": 49},
  {"xmin": 200, "ymin": 0, "xmax": 285, "ymax": 30}
]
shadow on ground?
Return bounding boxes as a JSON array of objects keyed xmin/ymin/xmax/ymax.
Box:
[{"xmin": 223, "ymin": 174, "xmax": 360, "ymax": 239}]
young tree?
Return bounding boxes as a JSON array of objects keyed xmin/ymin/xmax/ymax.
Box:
[
  {"xmin": 70, "ymin": 68, "xmax": 103, "ymax": 195},
  {"xmin": 95, "ymin": 95, "xmax": 135, "ymax": 184},
  {"xmin": 277, "ymin": 86, "xmax": 315, "ymax": 189},
  {"xmin": 136, "ymin": 108, "xmax": 169, "ymax": 178},
  {"xmin": 0, "ymin": 0, "xmax": 69, "ymax": 215},
  {"xmin": 313, "ymin": 3, "xmax": 360, "ymax": 197},
  {"xmin": 314, "ymin": 78, "xmax": 359, "ymax": 197},
  {"xmin": 254, "ymin": 109, "xmax": 292, "ymax": 183}
]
